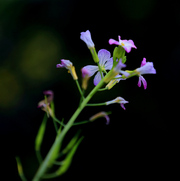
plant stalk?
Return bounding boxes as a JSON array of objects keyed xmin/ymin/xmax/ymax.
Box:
[{"xmin": 32, "ymin": 77, "xmax": 105, "ymax": 181}]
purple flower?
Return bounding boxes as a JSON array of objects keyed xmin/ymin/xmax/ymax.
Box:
[
  {"xmin": 38, "ymin": 90, "xmax": 54, "ymax": 117},
  {"xmin": 106, "ymin": 97, "xmax": 129, "ymax": 110},
  {"xmin": 80, "ymin": 30, "xmax": 95, "ymax": 48},
  {"xmin": 113, "ymin": 59, "xmax": 129, "ymax": 77},
  {"xmin": 82, "ymin": 49, "xmax": 113, "ymax": 85},
  {"xmin": 136, "ymin": 58, "xmax": 156, "ymax": 75},
  {"xmin": 109, "ymin": 36, "xmax": 137, "ymax": 53},
  {"xmin": 136, "ymin": 58, "xmax": 156, "ymax": 89},
  {"xmin": 56, "ymin": 59, "xmax": 78, "ymax": 80},
  {"xmin": 56, "ymin": 59, "xmax": 72, "ymax": 69}
]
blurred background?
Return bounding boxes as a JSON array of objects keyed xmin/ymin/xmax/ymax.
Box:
[{"xmin": 0, "ymin": 0, "xmax": 179, "ymax": 180}]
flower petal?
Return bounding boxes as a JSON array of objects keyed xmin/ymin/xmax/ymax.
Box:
[
  {"xmin": 138, "ymin": 76, "xmax": 147, "ymax": 89},
  {"xmin": 141, "ymin": 76, "xmax": 147, "ymax": 89},
  {"xmin": 94, "ymin": 71, "xmax": 103, "ymax": 86},
  {"xmin": 137, "ymin": 77, "xmax": 142, "ymax": 87},
  {"xmin": 109, "ymin": 39, "xmax": 120, "ymax": 45},
  {"xmin": 81, "ymin": 65, "xmax": 98, "ymax": 77},
  {"xmin": 80, "ymin": 30, "xmax": 94, "ymax": 48},
  {"xmin": 98, "ymin": 49, "xmax": 111, "ymax": 66},
  {"xmin": 120, "ymin": 103, "xmax": 126, "ymax": 110},
  {"xmin": 104, "ymin": 57, "xmax": 113, "ymax": 70},
  {"xmin": 114, "ymin": 59, "xmax": 126, "ymax": 72},
  {"xmin": 141, "ymin": 58, "xmax": 146, "ymax": 67},
  {"xmin": 122, "ymin": 40, "xmax": 137, "ymax": 53},
  {"xmin": 136, "ymin": 62, "xmax": 156, "ymax": 75}
]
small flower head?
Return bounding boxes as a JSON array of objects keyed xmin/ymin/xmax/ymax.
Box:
[
  {"xmin": 80, "ymin": 30, "xmax": 95, "ymax": 49},
  {"xmin": 135, "ymin": 58, "xmax": 156, "ymax": 89},
  {"xmin": 136, "ymin": 58, "xmax": 156, "ymax": 75},
  {"xmin": 106, "ymin": 96, "xmax": 129, "ymax": 110},
  {"xmin": 38, "ymin": 90, "xmax": 54, "ymax": 117},
  {"xmin": 56, "ymin": 59, "xmax": 78, "ymax": 80},
  {"xmin": 89, "ymin": 111, "xmax": 110, "ymax": 125},
  {"xmin": 109, "ymin": 35, "xmax": 137, "ymax": 53},
  {"xmin": 82, "ymin": 49, "xmax": 113, "ymax": 85}
]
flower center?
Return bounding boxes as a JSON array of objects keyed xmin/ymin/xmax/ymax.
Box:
[
  {"xmin": 121, "ymin": 42, "xmax": 125, "ymax": 46},
  {"xmin": 100, "ymin": 65, "xmax": 106, "ymax": 72}
]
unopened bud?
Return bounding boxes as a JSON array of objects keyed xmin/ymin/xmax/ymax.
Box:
[
  {"xmin": 81, "ymin": 68, "xmax": 91, "ymax": 90},
  {"xmin": 89, "ymin": 111, "xmax": 110, "ymax": 125}
]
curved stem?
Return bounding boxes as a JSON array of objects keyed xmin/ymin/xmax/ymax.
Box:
[
  {"xmin": 73, "ymin": 120, "xmax": 90, "ymax": 126},
  {"xmin": 75, "ymin": 80, "xmax": 84, "ymax": 100},
  {"xmin": 86, "ymin": 102, "xmax": 106, "ymax": 106},
  {"xmin": 98, "ymin": 87, "xmax": 108, "ymax": 91}
]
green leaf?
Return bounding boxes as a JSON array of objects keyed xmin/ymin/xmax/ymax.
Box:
[
  {"xmin": 35, "ymin": 114, "xmax": 48, "ymax": 151},
  {"xmin": 15, "ymin": 157, "xmax": 27, "ymax": 181},
  {"xmin": 55, "ymin": 136, "xmax": 84, "ymax": 176},
  {"xmin": 61, "ymin": 130, "xmax": 81, "ymax": 155}
]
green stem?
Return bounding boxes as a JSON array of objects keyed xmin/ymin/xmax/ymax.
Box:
[
  {"xmin": 36, "ymin": 150, "xmax": 43, "ymax": 164},
  {"xmin": 75, "ymin": 80, "xmax": 84, "ymax": 99},
  {"xmin": 97, "ymin": 62, "xmax": 103, "ymax": 79},
  {"xmin": 52, "ymin": 116, "xmax": 65, "ymax": 127},
  {"xmin": 52, "ymin": 118, "xmax": 58, "ymax": 133},
  {"xmin": 32, "ymin": 76, "xmax": 105, "ymax": 181},
  {"xmin": 86, "ymin": 102, "xmax": 106, "ymax": 106},
  {"xmin": 98, "ymin": 87, "xmax": 108, "ymax": 91},
  {"xmin": 73, "ymin": 120, "xmax": 90, "ymax": 126}
]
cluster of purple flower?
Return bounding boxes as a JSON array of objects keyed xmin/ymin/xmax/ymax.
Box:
[{"xmin": 56, "ymin": 30, "xmax": 156, "ymax": 110}]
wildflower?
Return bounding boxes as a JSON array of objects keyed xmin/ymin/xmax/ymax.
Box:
[
  {"xmin": 109, "ymin": 35, "xmax": 137, "ymax": 53},
  {"xmin": 38, "ymin": 90, "xmax": 54, "ymax": 117},
  {"xmin": 56, "ymin": 59, "xmax": 78, "ymax": 80},
  {"xmin": 135, "ymin": 58, "xmax": 156, "ymax": 89},
  {"xmin": 106, "ymin": 97, "xmax": 129, "ymax": 110},
  {"xmin": 89, "ymin": 111, "xmax": 110, "ymax": 125},
  {"xmin": 80, "ymin": 30, "xmax": 99, "ymax": 63},
  {"xmin": 80, "ymin": 30, "xmax": 95, "ymax": 48},
  {"xmin": 82, "ymin": 49, "xmax": 113, "ymax": 85}
]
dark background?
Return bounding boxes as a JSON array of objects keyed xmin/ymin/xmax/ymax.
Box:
[{"xmin": 0, "ymin": 0, "xmax": 179, "ymax": 180}]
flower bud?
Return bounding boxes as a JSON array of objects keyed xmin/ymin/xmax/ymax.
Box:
[
  {"xmin": 81, "ymin": 68, "xmax": 91, "ymax": 90},
  {"xmin": 113, "ymin": 46, "xmax": 125, "ymax": 62},
  {"xmin": 89, "ymin": 111, "xmax": 110, "ymax": 125},
  {"xmin": 106, "ymin": 96, "xmax": 128, "ymax": 110}
]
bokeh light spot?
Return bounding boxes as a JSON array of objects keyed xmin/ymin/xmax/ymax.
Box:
[
  {"xmin": 18, "ymin": 28, "xmax": 61, "ymax": 83},
  {"xmin": 0, "ymin": 68, "xmax": 22, "ymax": 109}
]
